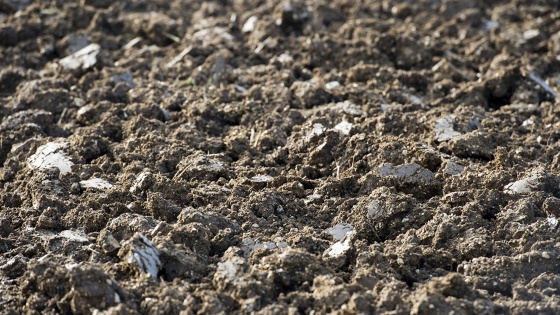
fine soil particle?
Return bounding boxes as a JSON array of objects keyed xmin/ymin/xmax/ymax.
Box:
[{"xmin": 1, "ymin": 0, "xmax": 560, "ymax": 314}]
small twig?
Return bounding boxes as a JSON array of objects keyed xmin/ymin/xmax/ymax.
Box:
[
  {"xmin": 122, "ymin": 37, "xmax": 142, "ymax": 50},
  {"xmin": 57, "ymin": 107, "xmax": 67, "ymax": 125},
  {"xmin": 252, "ymin": 130, "xmax": 264, "ymax": 147},
  {"xmin": 250, "ymin": 128, "xmax": 255, "ymax": 145},
  {"xmin": 163, "ymin": 32, "xmax": 181, "ymax": 43},
  {"xmin": 173, "ymin": 165, "xmax": 188, "ymax": 182},
  {"xmin": 254, "ymin": 37, "xmax": 271, "ymax": 54},
  {"xmin": 336, "ymin": 162, "xmax": 340, "ymax": 179},
  {"xmin": 527, "ymin": 71, "xmax": 558, "ymax": 99},
  {"xmin": 166, "ymin": 46, "xmax": 192, "ymax": 68}
]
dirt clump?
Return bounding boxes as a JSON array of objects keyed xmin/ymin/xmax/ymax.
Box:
[{"xmin": 1, "ymin": 0, "xmax": 560, "ymax": 314}]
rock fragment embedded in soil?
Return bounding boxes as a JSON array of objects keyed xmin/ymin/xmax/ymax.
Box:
[
  {"xmin": 213, "ymin": 256, "xmax": 248, "ymax": 290},
  {"xmin": 325, "ymin": 231, "xmax": 354, "ymax": 258},
  {"xmin": 434, "ymin": 115, "xmax": 461, "ymax": 142},
  {"xmin": 129, "ymin": 171, "xmax": 154, "ymax": 195},
  {"xmin": 119, "ymin": 232, "xmax": 161, "ymax": 278},
  {"xmin": 326, "ymin": 223, "xmax": 354, "ymax": 241},
  {"xmin": 58, "ymin": 43, "xmax": 100, "ymax": 71},
  {"xmin": 331, "ymin": 100, "xmax": 366, "ymax": 116},
  {"xmin": 504, "ymin": 168, "xmax": 560, "ymax": 195},
  {"xmin": 28, "ymin": 142, "xmax": 73, "ymax": 175},
  {"xmin": 548, "ymin": 217, "xmax": 559, "ymax": 229},
  {"xmin": 242, "ymin": 16, "xmax": 258, "ymax": 33},
  {"xmin": 79, "ymin": 178, "xmax": 112, "ymax": 190},
  {"xmin": 241, "ymin": 237, "xmax": 280, "ymax": 258},
  {"xmin": 250, "ymin": 175, "xmax": 273, "ymax": 183},
  {"xmin": 334, "ymin": 121, "xmax": 353, "ymax": 135},
  {"xmin": 379, "ymin": 163, "xmax": 435, "ymax": 184},
  {"xmin": 112, "ymin": 70, "xmax": 135, "ymax": 88},
  {"xmin": 325, "ymin": 81, "xmax": 341, "ymax": 90},
  {"xmin": 58, "ymin": 230, "xmax": 89, "ymax": 243},
  {"xmin": 443, "ymin": 160, "xmax": 466, "ymax": 175},
  {"xmin": 324, "ymin": 229, "xmax": 354, "ymax": 267},
  {"xmin": 97, "ymin": 230, "xmax": 121, "ymax": 255},
  {"xmin": 192, "ymin": 26, "xmax": 235, "ymax": 43},
  {"xmin": 304, "ymin": 123, "xmax": 326, "ymax": 142}
]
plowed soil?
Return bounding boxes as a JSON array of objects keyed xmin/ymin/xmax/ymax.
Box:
[{"xmin": 1, "ymin": 0, "xmax": 560, "ymax": 314}]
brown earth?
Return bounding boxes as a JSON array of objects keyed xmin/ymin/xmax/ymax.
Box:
[{"xmin": 1, "ymin": 0, "xmax": 560, "ymax": 314}]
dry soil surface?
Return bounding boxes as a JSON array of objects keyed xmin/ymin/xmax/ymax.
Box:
[{"xmin": 1, "ymin": 0, "xmax": 560, "ymax": 314}]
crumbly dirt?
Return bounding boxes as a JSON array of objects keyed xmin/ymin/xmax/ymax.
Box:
[{"xmin": 1, "ymin": 0, "xmax": 560, "ymax": 314}]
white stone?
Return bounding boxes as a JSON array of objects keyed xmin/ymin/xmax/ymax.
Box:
[
  {"xmin": 76, "ymin": 104, "xmax": 93, "ymax": 118},
  {"xmin": 325, "ymin": 231, "xmax": 354, "ymax": 258},
  {"xmin": 304, "ymin": 194, "xmax": 322, "ymax": 205},
  {"xmin": 216, "ymin": 259, "xmax": 245, "ymax": 284},
  {"xmin": 407, "ymin": 94, "xmax": 424, "ymax": 106},
  {"xmin": 130, "ymin": 172, "xmax": 151, "ymax": 194},
  {"xmin": 434, "ymin": 115, "xmax": 461, "ymax": 142},
  {"xmin": 304, "ymin": 123, "xmax": 325, "ymax": 143},
  {"xmin": 312, "ymin": 123, "xmax": 325, "ymax": 136},
  {"xmin": 126, "ymin": 233, "xmax": 161, "ymax": 278},
  {"xmin": 548, "ymin": 216, "xmax": 559, "ymax": 229},
  {"xmin": 483, "ymin": 20, "xmax": 499, "ymax": 30},
  {"xmin": 523, "ymin": 29, "xmax": 540, "ymax": 40},
  {"xmin": 79, "ymin": 178, "xmax": 112, "ymax": 190},
  {"xmin": 332, "ymin": 101, "xmax": 366, "ymax": 116},
  {"xmin": 193, "ymin": 27, "xmax": 234, "ymax": 42},
  {"xmin": 59, "ymin": 43, "xmax": 100, "ymax": 70},
  {"xmin": 367, "ymin": 200, "xmax": 384, "ymax": 219},
  {"xmin": 325, "ymin": 81, "xmax": 341, "ymax": 90},
  {"xmin": 379, "ymin": 163, "xmax": 435, "ymax": 183},
  {"xmin": 235, "ymin": 85, "xmax": 248, "ymax": 93},
  {"xmin": 250, "ymin": 175, "xmax": 273, "ymax": 182},
  {"xmin": 240, "ymin": 237, "xmax": 278, "ymax": 257},
  {"xmin": 334, "ymin": 121, "xmax": 353, "ymax": 135},
  {"xmin": 242, "ymin": 16, "xmax": 258, "ymax": 33},
  {"xmin": 504, "ymin": 175, "xmax": 539, "ymax": 194},
  {"xmin": 277, "ymin": 53, "xmax": 293, "ymax": 64},
  {"xmin": 522, "ymin": 118, "xmax": 534, "ymax": 127},
  {"xmin": 28, "ymin": 142, "xmax": 73, "ymax": 175},
  {"xmin": 326, "ymin": 224, "xmax": 354, "ymax": 241}
]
